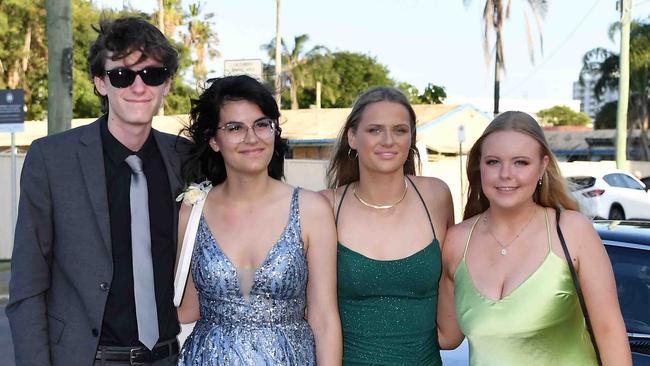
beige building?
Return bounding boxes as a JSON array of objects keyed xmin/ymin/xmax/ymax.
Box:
[{"xmin": 280, "ymin": 103, "xmax": 491, "ymax": 160}]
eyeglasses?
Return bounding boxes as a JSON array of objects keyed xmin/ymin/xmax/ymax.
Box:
[
  {"xmin": 104, "ymin": 66, "xmax": 170, "ymax": 88},
  {"xmin": 216, "ymin": 118, "xmax": 277, "ymax": 143}
]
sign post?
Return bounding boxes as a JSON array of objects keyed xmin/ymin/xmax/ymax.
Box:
[
  {"xmin": 457, "ymin": 124, "xmax": 466, "ymax": 216},
  {"xmin": 0, "ymin": 89, "xmax": 25, "ymax": 246}
]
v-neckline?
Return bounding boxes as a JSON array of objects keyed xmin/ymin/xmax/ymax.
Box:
[
  {"xmin": 457, "ymin": 251, "xmax": 560, "ymax": 303},
  {"xmin": 200, "ymin": 215, "xmax": 291, "ymax": 301}
]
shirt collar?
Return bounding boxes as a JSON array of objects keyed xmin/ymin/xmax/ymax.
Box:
[{"xmin": 100, "ymin": 116, "xmax": 157, "ymax": 165}]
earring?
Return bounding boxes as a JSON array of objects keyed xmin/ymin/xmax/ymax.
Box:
[
  {"xmin": 538, "ymin": 177, "xmax": 543, "ymax": 186},
  {"xmin": 409, "ymin": 147, "xmax": 418, "ymax": 157},
  {"xmin": 347, "ymin": 148, "xmax": 358, "ymax": 160}
]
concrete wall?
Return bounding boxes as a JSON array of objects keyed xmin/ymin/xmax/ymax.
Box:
[
  {"xmin": 2, "ymin": 155, "xmax": 650, "ymax": 259},
  {"xmin": 0, "ymin": 152, "xmax": 23, "ymax": 260}
]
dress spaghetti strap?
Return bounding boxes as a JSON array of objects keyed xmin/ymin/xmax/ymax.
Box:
[
  {"xmin": 335, "ymin": 184, "xmax": 351, "ymax": 227},
  {"xmin": 464, "ymin": 216, "xmax": 482, "ymax": 260},
  {"xmin": 406, "ymin": 176, "xmax": 437, "ymax": 240}
]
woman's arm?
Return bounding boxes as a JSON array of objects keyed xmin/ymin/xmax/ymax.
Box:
[
  {"xmin": 436, "ymin": 223, "xmax": 466, "ymax": 349},
  {"xmin": 176, "ymin": 202, "xmax": 201, "ymax": 324},
  {"xmin": 301, "ymin": 190, "xmax": 343, "ymax": 365},
  {"xmin": 561, "ymin": 211, "xmax": 631, "ymax": 366}
]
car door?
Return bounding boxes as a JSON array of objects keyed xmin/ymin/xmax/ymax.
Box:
[
  {"xmin": 603, "ymin": 174, "xmax": 642, "ymax": 219},
  {"xmin": 620, "ymin": 174, "xmax": 650, "ymax": 220}
]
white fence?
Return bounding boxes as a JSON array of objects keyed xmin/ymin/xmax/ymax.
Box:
[{"xmin": 2, "ymin": 154, "xmax": 650, "ymax": 260}]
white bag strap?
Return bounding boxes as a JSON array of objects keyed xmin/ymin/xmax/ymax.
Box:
[{"xmin": 173, "ymin": 187, "xmax": 211, "ymax": 307}]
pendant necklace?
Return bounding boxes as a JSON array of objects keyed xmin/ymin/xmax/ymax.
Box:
[
  {"xmin": 353, "ymin": 177, "xmax": 408, "ymax": 210},
  {"xmin": 484, "ymin": 207, "xmax": 537, "ymax": 256}
]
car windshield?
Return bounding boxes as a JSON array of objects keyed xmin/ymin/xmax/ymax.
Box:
[{"xmin": 604, "ymin": 243, "xmax": 650, "ymax": 335}]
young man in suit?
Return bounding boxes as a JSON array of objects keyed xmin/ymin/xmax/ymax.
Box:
[{"xmin": 7, "ymin": 16, "xmax": 188, "ymax": 365}]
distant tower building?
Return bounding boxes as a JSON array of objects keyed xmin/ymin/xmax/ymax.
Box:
[{"xmin": 573, "ymin": 74, "xmax": 618, "ymax": 118}]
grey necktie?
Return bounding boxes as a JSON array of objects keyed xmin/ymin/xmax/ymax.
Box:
[{"xmin": 125, "ymin": 154, "xmax": 159, "ymax": 350}]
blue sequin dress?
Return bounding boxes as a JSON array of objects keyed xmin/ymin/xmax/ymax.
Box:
[{"xmin": 178, "ymin": 188, "xmax": 316, "ymax": 365}]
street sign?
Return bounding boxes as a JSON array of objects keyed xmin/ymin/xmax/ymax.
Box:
[
  {"xmin": 457, "ymin": 124, "xmax": 465, "ymax": 143},
  {"xmin": 0, "ymin": 89, "xmax": 24, "ymax": 132},
  {"xmin": 224, "ymin": 59, "xmax": 263, "ymax": 80}
]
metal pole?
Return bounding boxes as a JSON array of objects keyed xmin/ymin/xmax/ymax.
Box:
[
  {"xmin": 46, "ymin": 0, "xmax": 73, "ymax": 134},
  {"xmin": 459, "ymin": 143, "xmax": 464, "ymax": 216},
  {"xmin": 10, "ymin": 132, "xmax": 17, "ymax": 245},
  {"xmin": 274, "ymin": 0, "xmax": 282, "ymax": 107},
  {"xmin": 616, "ymin": 0, "xmax": 631, "ymax": 169}
]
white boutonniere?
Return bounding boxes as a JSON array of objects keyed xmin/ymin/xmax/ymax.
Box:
[{"xmin": 176, "ymin": 180, "xmax": 212, "ymax": 206}]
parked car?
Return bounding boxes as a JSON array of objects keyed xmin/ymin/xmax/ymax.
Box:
[
  {"xmin": 441, "ymin": 220, "xmax": 650, "ymax": 365},
  {"xmin": 567, "ymin": 171, "xmax": 650, "ymax": 220},
  {"xmin": 642, "ymin": 176, "xmax": 650, "ymax": 191}
]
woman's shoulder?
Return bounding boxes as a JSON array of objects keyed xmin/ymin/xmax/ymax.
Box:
[
  {"xmin": 410, "ymin": 175, "xmax": 451, "ymax": 193},
  {"xmin": 299, "ymin": 186, "xmax": 335, "ymax": 215}
]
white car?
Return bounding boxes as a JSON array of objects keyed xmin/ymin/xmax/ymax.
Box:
[{"xmin": 566, "ymin": 171, "xmax": 650, "ymax": 220}]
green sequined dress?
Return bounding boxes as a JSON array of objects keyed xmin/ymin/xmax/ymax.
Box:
[{"xmin": 335, "ymin": 180, "xmax": 443, "ymax": 366}]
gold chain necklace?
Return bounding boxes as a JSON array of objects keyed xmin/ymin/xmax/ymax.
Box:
[
  {"xmin": 353, "ymin": 178, "xmax": 408, "ymax": 210},
  {"xmin": 484, "ymin": 207, "xmax": 537, "ymax": 256}
]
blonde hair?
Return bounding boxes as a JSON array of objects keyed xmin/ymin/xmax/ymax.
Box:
[
  {"xmin": 464, "ymin": 111, "xmax": 579, "ymax": 220},
  {"xmin": 326, "ymin": 86, "xmax": 420, "ymax": 188}
]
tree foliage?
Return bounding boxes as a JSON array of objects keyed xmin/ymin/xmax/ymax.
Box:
[
  {"xmin": 0, "ymin": 0, "xmax": 207, "ymax": 120},
  {"xmin": 537, "ymin": 105, "xmax": 590, "ymax": 126},
  {"xmin": 262, "ymin": 34, "xmax": 328, "ymax": 109},
  {"xmin": 464, "ymin": 0, "xmax": 548, "ymax": 114},
  {"xmin": 0, "ymin": 0, "xmax": 48, "ymax": 120},
  {"xmin": 580, "ymin": 19, "xmax": 650, "ymax": 158}
]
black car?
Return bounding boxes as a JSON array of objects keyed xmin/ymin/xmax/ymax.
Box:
[{"xmin": 594, "ymin": 220, "xmax": 650, "ymax": 364}]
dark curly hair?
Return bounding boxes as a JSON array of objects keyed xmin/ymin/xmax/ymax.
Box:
[
  {"xmin": 87, "ymin": 16, "xmax": 179, "ymax": 113},
  {"xmin": 181, "ymin": 75, "xmax": 288, "ymax": 185}
]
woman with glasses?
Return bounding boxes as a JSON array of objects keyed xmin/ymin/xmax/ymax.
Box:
[
  {"xmin": 321, "ymin": 86, "xmax": 454, "ymax": 365},
  {"xmin": 176, "ymin": 75, "xmax": 341, "ymax": 365}
]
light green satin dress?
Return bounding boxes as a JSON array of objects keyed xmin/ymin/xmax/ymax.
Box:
[{"xmin": 454, "ymin": 209, "xmax": 598, "ymax": 366}]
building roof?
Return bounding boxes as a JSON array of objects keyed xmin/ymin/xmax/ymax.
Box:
[
  {"xmin": 282, "ymin": 104, "xmax": 491, "ymax": 154},
  {"xmin": 1, "ymin": 104, "xmax": 491, "ymax": 155}
]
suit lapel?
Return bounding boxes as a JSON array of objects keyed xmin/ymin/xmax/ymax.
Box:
[
  {"xmin": 78, "ymin": 118, "xmax": 112, "ymax": 255},
  {"xmin": 153, "ymin": 129, "xmax": 184, "ymax": 238}
]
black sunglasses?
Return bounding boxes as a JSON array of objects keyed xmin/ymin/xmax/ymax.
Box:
[{"xmin": 104, "ymin": 66, "xmax": 170, "ymax": 88}]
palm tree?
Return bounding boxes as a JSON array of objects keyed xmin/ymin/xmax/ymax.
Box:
[
  {"xmin": 464, "ymin": 0, "xmax": 548, "ymax": 115},
  {"xmin": 184, "ymin": 2, "xmax": 220, "ymax": 82},
  {"xmin": 580, "ymin": 21, "xmax": 650, "ymax": 160},
  {"xmin": 262, "ymin": 34, "xmax": 327, "ymax": 109}
]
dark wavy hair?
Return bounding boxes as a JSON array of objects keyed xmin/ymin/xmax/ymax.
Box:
[
  {"xmin": 463, "ymin": 111, "xmax": 579, "ymax": 220},
  {"xmin": 181, "ymin": 75, "xmax": 288, "ymax": 185},
  {"xmin": 87, "ymin": 16, "xmax": 179, "ymax": 113},
  {"xmin": 326, "ymin": 86, "xmax": 420, "ymax": 188}
]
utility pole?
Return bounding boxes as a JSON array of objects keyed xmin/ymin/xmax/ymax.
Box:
[
  {"xmin": 274, "ymin": 0, "xmax": 282, "ymax": 107},
  {"xmin": 46, "ymin": 0, "xmax": 73, "ymax": 134},
  {"xmin": 616, "ymin": 0, "xmax": 631, "ymax": 169}
]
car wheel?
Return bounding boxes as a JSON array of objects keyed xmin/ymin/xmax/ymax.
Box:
[{"xmin": 609, "ymin": 206, "xmax": 626, "ymax": 220}]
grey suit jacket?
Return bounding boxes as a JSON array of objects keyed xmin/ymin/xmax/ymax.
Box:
[{"xmin": 6, "ymin": 117, "xmax": 189, "ymax": 366}]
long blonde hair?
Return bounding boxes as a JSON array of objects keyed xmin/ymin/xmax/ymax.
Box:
[
  {"xmin": 326, "ymin": 86, "xmax": 420, "ymax": 188},
  {"xmin": 464, "ymin": 111, "xmax": 578, "ymax": 220}
]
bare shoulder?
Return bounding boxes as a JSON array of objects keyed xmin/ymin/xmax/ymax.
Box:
[
  {"xmin": 442, "ymin": 215, "xmax": 479, "ymax": 272},
  {"xmin": 317, "ymin": 188, "xmax": 335, "ymax": 208},
  {"xmin": 558, "ymin": 209, "xmax": 596, "ymax": 233},
  {"xmin": 411, "ymin": 175, "xmax": 451, "ymax": 196},
  {"xmin": 299, "ymin": 188, "xmax": 334, "ymax": 217},
  {"xmin": 558, "ymin": 208, "xmax": 601, "ymax": 250}
]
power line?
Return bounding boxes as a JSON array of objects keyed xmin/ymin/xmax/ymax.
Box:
[{"xmin": 503, "ymin": 0, "xmax": 603, "ymax": 97}]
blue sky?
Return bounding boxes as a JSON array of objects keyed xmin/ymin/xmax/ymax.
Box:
[{"xmin": 99, "ymin": 0, "xmax": 650, "ymax": 101}]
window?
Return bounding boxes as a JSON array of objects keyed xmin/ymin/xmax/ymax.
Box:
[{"xmin": 604, "ymin": 243, "xmax": 650, "ymax": 335}]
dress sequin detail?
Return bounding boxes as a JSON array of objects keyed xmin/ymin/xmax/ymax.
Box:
[{"xmin": 178, "ymin": 187, "xmax": 316, "ymax": 365}]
